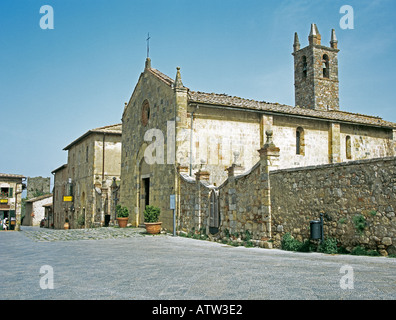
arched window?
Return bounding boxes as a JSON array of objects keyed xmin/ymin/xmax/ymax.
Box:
[
  {"xmin": 141, "ymin": 99, "xmax": 150, "ymax": 126},
  {"xmin": 322, "ymin": 54, "xmax": 329, "ymax": 78},
  {"xmin": 346, "ymin": 136, "xmax": 352, "ymax": 159},
  {"xmin": 302, "ymin": 56, "xmax": 307, "ymax": 78},
  {"xmin": 296, "ymin": 127, "xmax": 305, "ymax": 155},
  {"xmin": 209, "ymin": 190, "xmax": 220, "ymax": 234}
]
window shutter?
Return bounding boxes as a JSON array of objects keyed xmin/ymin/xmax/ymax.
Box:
[{"xmin": 9, "ymin": 188, "xmax": 13, "ymax": 198}]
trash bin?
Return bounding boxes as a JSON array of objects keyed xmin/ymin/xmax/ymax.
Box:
[{"xmin": 310, "ymin": 220, "xmax": 322, "ymax": 240}]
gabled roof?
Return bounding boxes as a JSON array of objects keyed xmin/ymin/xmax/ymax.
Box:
[
  {"xmin": 148, "ymin": 68, "xmax": 175, "ymax": 87},
  {"xmin": 188, "ymin": 91, "xmax": 396, "ymax": 128},
  {"xmin": 0, "ymin": 173, "xmax": 26, "ymax": 179},
  {"xmin": 25, "ymin": 193, "xmax": 53, "ymax": 203},
  {"xmin": 63, "ymin": 123, "xmax": 122, "ymax": 151},
  {"xmin": 139, "ymin": 63, "xmax": 396, "ymax": 129},
  {"xmin": 51, "ymin": 164, "xmax": 67, "ymax": 174}
]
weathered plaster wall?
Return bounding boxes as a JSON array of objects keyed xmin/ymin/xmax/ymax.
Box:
[{"xmin": 188, "ymin": 106, "xmax": 261, "ymax": 185}]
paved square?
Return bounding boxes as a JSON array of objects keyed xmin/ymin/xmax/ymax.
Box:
[{"xmin": 0, "ymin": 227, "xmax": 395, "ymax": 300}]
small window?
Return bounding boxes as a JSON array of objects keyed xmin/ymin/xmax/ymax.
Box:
[
  {"xmin": 141, "ymin": 99, "xmax": 150, "ymax": 126},
  {"xmin": 296, "ymin": 127, "xmax": 305, "ymax": 155},
  {"xmin": 302, "ymin": 56, "xmax": 307, "ymax": 78},
  {"xmin": 86, "ymin": 146, "xmax": 89, "ymax": 162},
  {"xmin": 0, "ymin": 187, "xmax": 12, "ymax": 198},
  {"xmin": 346, "ymin": 136, "xmax": 352, "ymax": 159},
  {"xmin": 322, "ymin": 54, "xmax": 329, "ymax": 78}
]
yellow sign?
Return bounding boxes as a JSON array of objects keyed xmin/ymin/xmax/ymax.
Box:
[
  {"xmin": 0, "ymin": 199, "xmax": 8, "ymax": 203},
  {"xmin": 63, "ymin": 196, "xmax": 73, "ymax": 202}
]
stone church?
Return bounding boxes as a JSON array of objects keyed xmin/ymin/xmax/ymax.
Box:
[{"xmin": 120, "ymin": 24, "xmax": 396, "ymax": 231}]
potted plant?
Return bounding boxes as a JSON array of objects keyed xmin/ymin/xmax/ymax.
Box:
[
  {"xmin": 144, "ymin": 205, "xmax": 162, "ymax": 234},
  {"xmin": 116, "ymin": 205, "xmax": 129, "ymax": 228},
  {"xmin": 64, "ymin": 218, "xmax": 70, "ymax": 230}
]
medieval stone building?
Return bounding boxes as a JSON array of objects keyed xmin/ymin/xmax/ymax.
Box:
[
  {"xmin": 0, "ymin": 173, "xmax": 25, "ymax": 231},
  {"xmin": 52, "ymin": 124, "xmax": 122, "ymax": 229},
  {"xmin": 120, "ymin": 24, "xmax": 396, "ymax": 234}
]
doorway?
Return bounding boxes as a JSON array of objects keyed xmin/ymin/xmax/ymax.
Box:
[
  {"xmin": 0, "ymin": 210, "xmax": 14, "ymax": 230},
  {"xmin": 143, "ymin": 177, "xmax": 150, "ymax": 209},
  {"xmin": 139, "ymin": 177, "xmax": 150, "ymax": 226}
]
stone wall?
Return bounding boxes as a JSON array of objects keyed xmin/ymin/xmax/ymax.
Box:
[
  {"xmin": 178, "ymin": 170, "xmax": 213, "ymax": 234},
  {"xmin": 271, "ymin": 156, "xmax": 396, "ymax": 255},
  {"xmin": 120, "ymin": 62, "xmax": 183, "ymax": 229},
  {"xmin": 177, "ymin": 132, "xmax": 396, "ymax": 255},
  {"xmin": 177, "ymin": 134, "xmax": 279, "ymax": 246},
  {"xmin": 26, "ymin": 176, "xmax": 50, "ymax": 199}
]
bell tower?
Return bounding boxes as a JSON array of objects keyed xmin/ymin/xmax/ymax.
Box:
[{"xmin": 292, "ymin": 24, "xmax": 340, "ymax": 111}]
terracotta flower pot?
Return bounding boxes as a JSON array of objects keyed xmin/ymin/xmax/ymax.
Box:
[
  {"xmin": 117, "ymin": 217, "xmax": 129, "ymax": 228},
  {"xmin": 144, "ymin": 222, "xmax": 162, "ymax": 234},
  {"xmin": 64, "ymin": 222, "xmax": 69, "ymax": 230}
]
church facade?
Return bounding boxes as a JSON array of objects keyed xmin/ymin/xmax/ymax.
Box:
[{"xmin": 120, "ymin": 24, "xmax": 396, "ymax": 231}]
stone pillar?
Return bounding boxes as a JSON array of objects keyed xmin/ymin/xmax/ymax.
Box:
[
  {"xmin": 174, "ymin": 67, "xmax": 189, "ymax": 166},
  {"xmin": 194, "ymin": 170, "xmax": 210, "ymax": 231},
  {"xmin": 260, "ymin": 115, "xmax": 273, "ymax": 149},
  {"xmin": 14, "ymin": 182, "xmax": 23, "ymax": 231},
  {"xmin": 258, "ymin": 130, "xmax": 280, "ymax": 240},
  {"xmin": 392, "ymin": 129, "xmax": 396, "ymax": 157},
  {"xmin": 226, "ymin": 164, "xmax": 236, "ymax": 180},
  {"xmin": 329, "ymin": 122, "xmax": 341, "ymax": 163},
  {"xmin": 100, "ymin": 181, "xmax": 108, "ymax": 226}
]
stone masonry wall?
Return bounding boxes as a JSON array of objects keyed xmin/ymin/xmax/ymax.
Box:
[
  {"xmin": 270, "ymin": 157, "xmax": 396, "ymax": 256},
  {"xmin": 120, "ymin": 64, "xmax": 181, "ymax": 229},
  {"xmin": 177, "ymin": 136, "xmax": 277, "ymax": 246},
  {"xmin": 178, "ymin": 144, "xmax": 396, "ymax": 255},
  {"xmin": 27, "ymin": 176, "xmax": 50, "ymax": 199}
]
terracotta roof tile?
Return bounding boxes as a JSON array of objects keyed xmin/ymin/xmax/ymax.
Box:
[
  {"xmin": 188, "ymin": 91, "xmax": 396, "ymax": 128},
  {"xmin": 0, "ymin": 173, "xmax": 26, "ymax": 179}
]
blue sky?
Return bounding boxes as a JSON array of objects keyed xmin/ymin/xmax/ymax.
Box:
[{"xmin": 1, "ymin": 0, "xmax": 395, "ymax": 183}]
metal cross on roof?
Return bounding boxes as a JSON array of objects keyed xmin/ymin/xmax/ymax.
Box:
[{"xmin": 146, "ymin": 32, "xmax": 151, "ymax": 58}]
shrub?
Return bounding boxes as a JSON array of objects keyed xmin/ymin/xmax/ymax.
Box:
[
  {"xmin": 369, "ymin": 210, "xmax": 377, "ymax": 216},
  {"xmin": 281, "ymin": 233, "xmax": 302, "ymax": 252},
  {"xmin": 299, "ymin": 239, "xmax": 315, "ymax": 252},
  {"xmin": 116, "ymin": 205, "xmax": 129, "ymax": 218},
  {"xmin": 337, "ymin": 246, "xmax": 350, "ymax": 254},
  {"xmin": 351, "ymin": 246, "xmax": 380, "ymax": 256},
  {"xmin": 319, "ymin": 238, "xmax": 338, "ymax": 254},
  {"xmin": 353, "ymin": 214, "xmax": 367, "ymax": 234},
  {"xmin": 144, "ymin": 205, "xmax": 161, "ymax": 223}
]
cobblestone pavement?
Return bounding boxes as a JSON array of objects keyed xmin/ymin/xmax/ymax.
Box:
[
  {"xmin": 0, "ymin": 226, "xmax": 395, "ymax": 301},
  {"xmin": 21, "ymin": 226, "xmax": 146, "ymax": 242}
]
